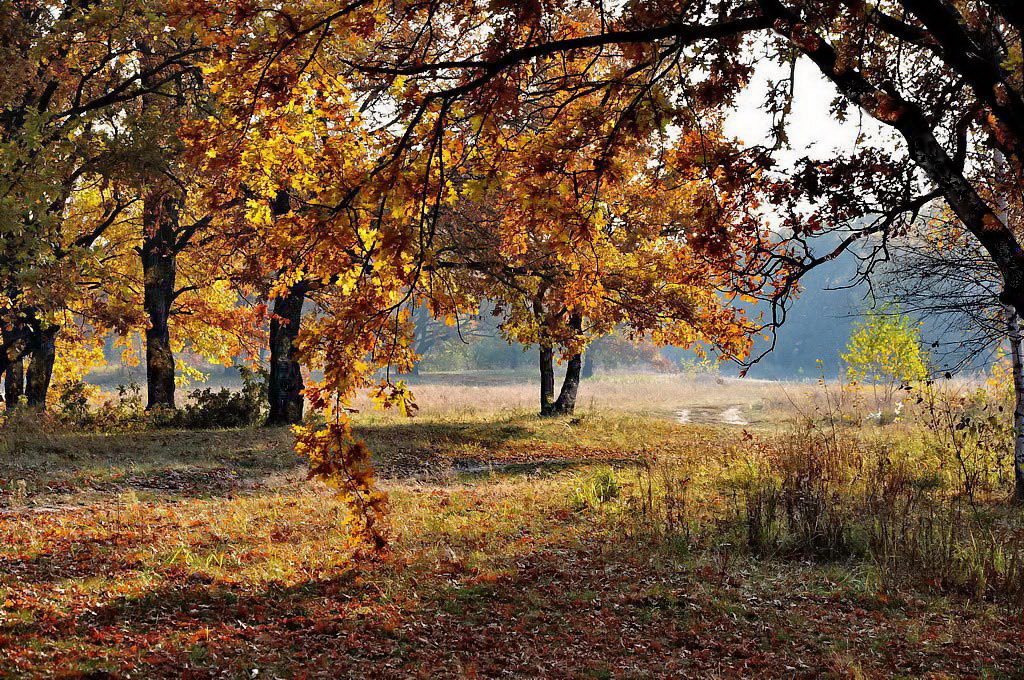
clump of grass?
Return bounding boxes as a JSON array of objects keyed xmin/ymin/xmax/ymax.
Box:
[{"xmin": 567, "ymin": 467, "xmax": 622, "ymax": 511}]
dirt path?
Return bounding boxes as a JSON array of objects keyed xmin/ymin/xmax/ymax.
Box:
[{"xmin": 675, "ymin": 405, "xmax": 749, "ymax": 426}]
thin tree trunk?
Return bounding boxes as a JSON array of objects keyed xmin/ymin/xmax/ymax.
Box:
[
  {"xmin": 25, "ymin": 326, "xmax": 57, "ymax": 408},
  {"xmin": 266, "ymin": 283, "xmax": 306, "ymax": 426},
  {"xmin": 4, "ymin": 356, "xmax": 24, "ymax": 409},
  {"xmin": 993, "ymin": 157, "xmax": 1024, "ymax": 502},
  {"xmin": 539, "ymin": 342, "xmax": 556, "ymax": 416},
  {"xmin": 1009, "ymin": 314, "xmax": 1024, "ymax": 503},
  {"xmin": 141, "ymin": 191, "xmax": 180, "ymax": 409}
]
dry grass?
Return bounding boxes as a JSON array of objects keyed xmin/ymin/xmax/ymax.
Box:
[
  {"xmin": 2, "ymin": 373, "xmax": 1023, "ymax": 677},
  {"xmin": 348, "ymin": 371, "xmax": 797, "ymax": 425}
]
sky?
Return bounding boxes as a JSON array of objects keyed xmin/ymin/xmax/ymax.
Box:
[{"xmin": 723, "ymin": 56, "xmax": 893, "ymax": 165}]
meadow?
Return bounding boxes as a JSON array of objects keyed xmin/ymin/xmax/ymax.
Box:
[{"xmin": 1, "ymin": 373, "xmax": 1023, "ymax": 678}]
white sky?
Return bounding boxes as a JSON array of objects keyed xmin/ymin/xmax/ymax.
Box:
[{"xmin": 724, "ymin": 57, "xmax": 896, "ymax": 165}]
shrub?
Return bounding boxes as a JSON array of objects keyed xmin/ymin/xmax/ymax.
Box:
[
  {"xmin": 600, "ymin": 396, "xmax": 1024, "ymax": 602},
  {"xmin": 78, "ymin": 382, "xmax": 147, "ymax": 430},
  {"xmin": 733, "ymin": 416, "xmax": 1024, "ymax": 598},
  {"xmin": 55, "ymin": 380, "xmax": 91, "ymax": 422},
  {"xmin": 740, "ymin": 427, "xmax": 862, "ymax": 559},
  {"xmin": 842, "ymin": 308, "xmax": 928, "ymax": 409},
  {"xmin": 178, "ymin": 368, "xmax": 267, "ymax": 429}
]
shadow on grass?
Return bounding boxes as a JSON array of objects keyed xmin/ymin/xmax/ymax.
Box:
[
  {"xmin": 356, "ymin": 419, "xmax": 534, "ymax": 478},
  {"xmin": 453, "ymin": 458, "xmax": 647, "ymax": 479},
  {"xmin": 0, "ymin": 427, "xmax": 298, "ymax": 503},
  {"xmin": 356, "ymin": 417, "xmax": 655, "ymax": 479},
  {"xmin": 356, "ymin": 418, "xmax": 534, "ymax": 449},
  {"xmin": 0, "ymin": 532, "xmax": 153, "ymax": 587},
  {"xmin": 2, "ymin": 414, "xmax": 658, "ymax": 499},
  {"xmin": 11, "ymin": 528, "xmax": 1006, "ymax": 679}
]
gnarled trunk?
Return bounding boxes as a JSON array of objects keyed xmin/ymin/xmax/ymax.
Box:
[
  {"xmin": 266, "ymin": 283, "xmax": 306, "ymax": 426},
  {"xmin": 141, "ymin": 191, "xmax": 180, "ymax": 409},
  {"xmin": 538, "ymin": 345, "xmax": 583, "ymax": 416},
  {"xmin": 539, "ymin": 315, "xmax": 584, "ymax": 417},
  {"xmin": 552, "ymin": 351, "xmax": 582, "ymax": 415},
  {"xmin": 25, "ymin": 325, "xmax": 57, "ymax": 408}
]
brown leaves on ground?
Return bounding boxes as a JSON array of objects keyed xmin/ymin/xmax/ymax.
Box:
[
  {"xmin": 0, "ymin": 484, "xmax": 1021, "ymax": 676},
  {"xmin": 1, "ymin": 417, "xmax": 1023, "ymax": 677}
]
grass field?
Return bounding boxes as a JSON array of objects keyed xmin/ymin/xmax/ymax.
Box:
[{"xmin": 1, "ymin": 374, "xmax": 1023, "ymax": 678}]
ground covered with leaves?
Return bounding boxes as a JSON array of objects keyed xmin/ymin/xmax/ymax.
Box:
[{"xmin": 2, "ymin": 411, "xmax": 1023, "ymax": 678}]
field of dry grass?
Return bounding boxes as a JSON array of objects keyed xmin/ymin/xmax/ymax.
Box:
[
  {"xmin": 352, "ymin": 371, "xmax": 799, "ymax": 424},
  {"xmin": 2, "ymin": 372, "xmax": 1023, "ymax": 678}
]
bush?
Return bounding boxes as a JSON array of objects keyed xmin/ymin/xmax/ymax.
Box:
[
  {"xmin": 56, "ymin": 368, "xmax": 268, "ymax": 431},
  {"xmin": 602, "ymin": 395, "xmax": 1024, "ymax": 602},
  {"xmin": 55, "ymin": 380, "xmax": 91, "ymax": 422},
  {"xmin": 734, "ymin": 417, "xmax": 1024, "ymax": 599},
  {"xmin": 740, "ymin": 428, "xmax": 862, "ymax": 559},
  {"xmin": 842, "ymin": 308, "xmax": 928, "ymax": 409},
  {"xmin": 76, "ymin": 382, "xmax": 147, "ymax": 431},
  {"xmin": 177, "ymin": 367, "xmax": 267, "ymax": 429}
]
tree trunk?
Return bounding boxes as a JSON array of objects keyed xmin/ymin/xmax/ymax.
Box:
[
  {"xmin": 25, "ymin": 326, "xmax": 57, "ymax": 408},
  {"xmin": 581, "ymin": 352, "xmax": 594, "ymax": 379},
  {"xmin": 266, "ymin": 283, "xmax": 306, "ymax": 426},
  {"xmin": 549, "ymin": 314, "xmax": 584, "ymax": 416},
  {"xmin": 1009, "ymin": 314, "xmax": 1024, "ymax": 503},
  {"xmin": 141, "ymin": 191, "xmax": 180, "ymax": 409},
  {"xmin": 0, "ymin": 316, "xmax": 30, "ymax": 380},
  {"xmin": 539, "ymin": 346, "xmax": 583, "ymax": 416},
  {"xmin": 539, "ymin": 342, "xmax": 556, "ymax": 416},
  {"xmin": 4, "ymin": 356, "xmax": 24, "ymax": 409},
  {"xmin": 551, "ymin": 351, "xmax": 582, "ymax": 415}
]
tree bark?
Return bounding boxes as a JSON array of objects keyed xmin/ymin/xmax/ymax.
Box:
[
  {"xmin": 549, "ymin": 314, "xmax": 584, "ymax": 415},
  {"xmin": 266, "ymin": 283, "xmax": 306, "ymax": 426},
  {"xmin": 4, "ymin": 356, "xmax": 24, "ymax": 409},
  {"xmin": 1009, "ymin": 314, "xmax": 1024, "ymax": 503},
  {"xmin": 141, "ymin": 191, "xmax": 180, "ymax": 409},
  {"xmin": 539, "ymin": 313, "xmax": 584, "ymax": 416},
  {"xmin": 539, "ymin": 346, "xmax": 584, "ymax": 416},
  {"xmin": 551, "ymin": 351, "xmax": 582, "ymax": 415},
  {"xmin": 539, "ymin": 342, "xmax": 556, "ymax": 416},
  {"xmin": 25, "ymin": 325, "xmax": 57, "ymax": 408}
]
